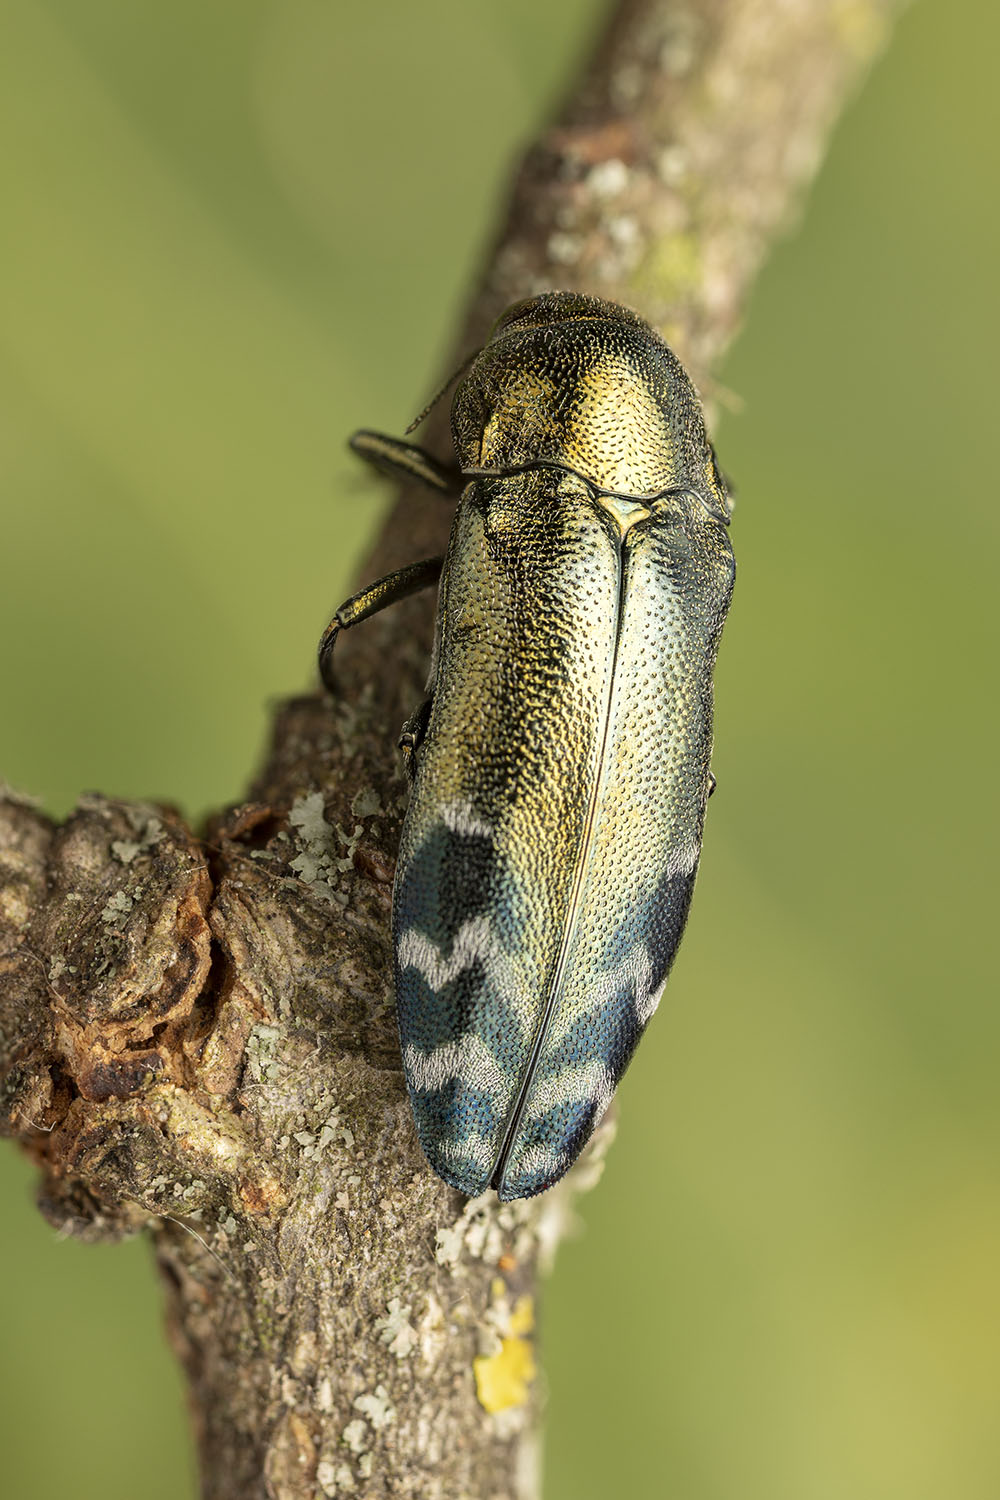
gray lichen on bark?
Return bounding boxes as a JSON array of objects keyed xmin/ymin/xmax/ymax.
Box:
[{"xmin": 0, "ymin": 2, "xmax": 906, "ymax": 1496}]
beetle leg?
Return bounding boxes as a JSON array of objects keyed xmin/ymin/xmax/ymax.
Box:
[
  {"xmin": 350, "ymin": 430, "xmax": 461, "ymax": 495},
  {"xmin": 707, "ymin": 771, "xmax": 717, "ymax": 798},
  {"xmin": 318, "ymin": 556, "xmax": 443, "ymax": 694},
  {"xmin": 398, "ymin": 697, "xmax": 433, "ymax": 780}
]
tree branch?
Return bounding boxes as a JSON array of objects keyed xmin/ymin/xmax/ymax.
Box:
[{"xmin": 0, "ymin": 2, "xmax": 905, "ymax": 1497}]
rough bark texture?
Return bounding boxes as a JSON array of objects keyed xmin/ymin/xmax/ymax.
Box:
[{"xmin": 0, "ymin": 2, "xmax": 904, "ymax": 1497}]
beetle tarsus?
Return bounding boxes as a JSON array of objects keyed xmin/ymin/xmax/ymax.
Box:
[{"xmin": 318, "ymin": 617, "xmax": 343, "ymax": 695}]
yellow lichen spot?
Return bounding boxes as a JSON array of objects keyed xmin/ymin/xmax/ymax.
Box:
[{"xmin": 473, "ymin": 1335, "xmax": 537, "ymax": 1414}]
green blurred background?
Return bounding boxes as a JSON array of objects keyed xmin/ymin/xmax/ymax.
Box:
[{"xmin": 1, "ymin": 1, "xmax": 998, "ymax": 1496}]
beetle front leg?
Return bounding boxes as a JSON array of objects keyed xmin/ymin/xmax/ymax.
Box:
[
  {"xmin": 350, "ymin": 430, "xmax": 461, "ymax": 496},
  {"xmin": 318, "ymin": 556, "xmax": 443, "ymax": 694}
]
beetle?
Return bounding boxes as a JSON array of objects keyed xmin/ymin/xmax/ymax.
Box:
[{"xmin": 319, "ymin": 292, "xmax": 735, "ymax": 1200}]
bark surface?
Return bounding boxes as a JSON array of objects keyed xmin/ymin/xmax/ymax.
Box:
[{"xmin": 0, "ymin": 2, "xmax": 904, "ymax": 1496}]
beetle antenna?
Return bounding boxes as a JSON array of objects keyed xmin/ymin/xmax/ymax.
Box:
[{"xmin": 405, "ymin": 347, "xmax": 479, "ymax": 434}]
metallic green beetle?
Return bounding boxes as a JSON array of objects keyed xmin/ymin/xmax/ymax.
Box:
[{"xmin": 320, "ymin": 292, "xmax": 734, "ymax": 1200}]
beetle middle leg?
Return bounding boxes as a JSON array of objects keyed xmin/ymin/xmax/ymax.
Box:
[
  {"xmin": 318, "ymin": 556, "xmax": 443, "ymax": 694},
  {"xmin": 398, "ymin": 696, "xmax": 434, "ymax": 780}
]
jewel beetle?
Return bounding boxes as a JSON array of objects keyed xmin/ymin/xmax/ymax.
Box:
[{"xmin": 319, "ymin": 292, "xmax": 735, "ymax": 1200}]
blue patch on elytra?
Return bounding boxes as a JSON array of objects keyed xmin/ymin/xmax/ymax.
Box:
[
  {"xmin": 410, "ymin": 1074, "xmax": 504, "ymax": 1196},
  {"xmin": 400, "ymin": 968, "xmax": 526, "ymax": 1080},
  {"xmin": 393, "ymin": 807, "xmax": 536, "ymax": 1194},
  {"xmin": 552, "ymin": 999, "xmax": 638, "ymax": 1082},
  {"xmin": 493, "ymin": 862, "xmax": 701, "ymax": 1199},
  {"xmin": 393, "ymin": 793, "xmax": 706, "ymax": 1199},
  {"xmin": 394, "ymin": 817, "xmax": 494, "ymax": 951},
  {"xmin": 405, "ymin": 962, "xmax": 476, "ymax": 1046},
  {"xmin": 411, "ymin": 1072, "xmax": 500, "ymax": 1137},
  {"xmin": 644, "ymin": 865, "xmax": 698, "ymax": 997},
  {"xmin": 394, "ymin": 811, "xmax": 529, "ymax": 1087}
]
